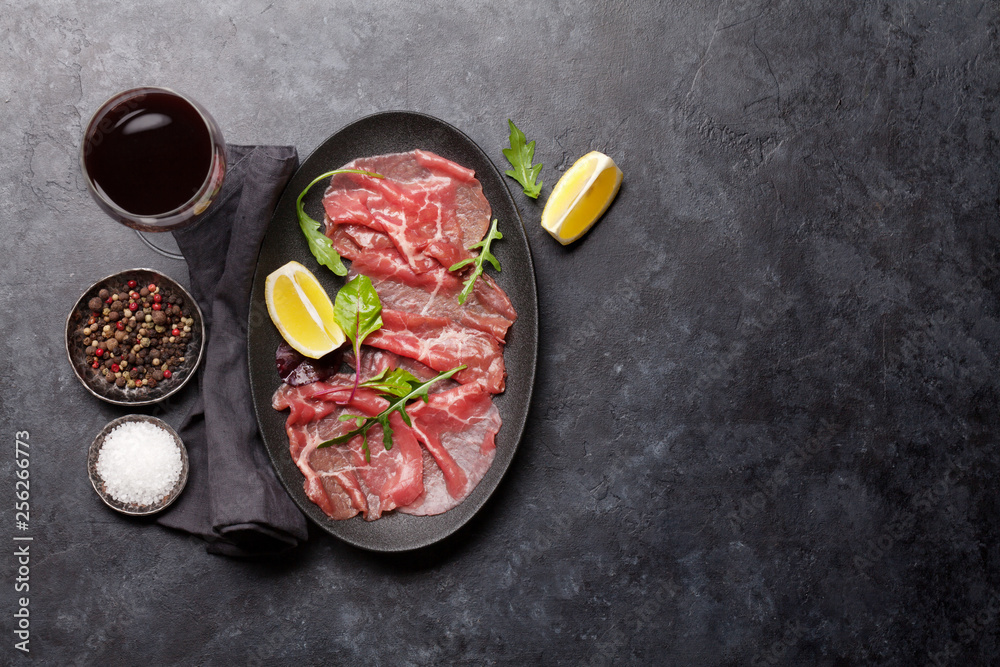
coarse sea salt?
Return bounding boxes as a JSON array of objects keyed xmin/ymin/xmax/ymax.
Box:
[{"xmin": 96, "ymin": 421, "xmax": 182, "ymax": 507}]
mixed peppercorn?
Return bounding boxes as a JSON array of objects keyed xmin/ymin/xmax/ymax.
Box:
[{"xmin": 77, "ymin": 278, "xmax": 195, "ymax": 390}]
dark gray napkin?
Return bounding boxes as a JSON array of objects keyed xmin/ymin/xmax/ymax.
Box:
[{"xmin": 157, "ymin": 144, "xmax": 309, "ymax": 556}]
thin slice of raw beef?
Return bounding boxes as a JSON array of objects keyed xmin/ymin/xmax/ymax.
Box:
[
  {"xmin": 322, "ymin": 151, "xmax": 491, "ymax": 274},
  {"xmin": 324, "ymin": 151, "xmax": 516, "ymax": 344},
  {"xmin": 347, "ymin": 258, "xmax": 516, "ymax": 343},
  {"xmin": 399, "ymin": 383, "xmax": 500, "ymax": 516},
  {"xmin": 273, "ymin": 382, "xmax": 424, "ymax": 521},
  {"xmin": 365, "ymin": 309, "xmax": 506, "ymax": 394},
  {"xmin": 272, "ymin": 382, "xmax": 360, "ymax": 519}
]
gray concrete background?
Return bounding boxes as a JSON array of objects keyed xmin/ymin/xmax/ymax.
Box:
[{"xmin": 1, "ymin": 0, "xmax": 999, "ymax": 664}]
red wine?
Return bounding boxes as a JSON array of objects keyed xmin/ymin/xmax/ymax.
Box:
[{"xmin": 84, "ymin": 91, "xmax": 212, "ymax": 216}]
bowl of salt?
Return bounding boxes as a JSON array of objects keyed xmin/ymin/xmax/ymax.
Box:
[{"xmin": 88, "ymin": 415, "xmax": 188, "ymax": 516}]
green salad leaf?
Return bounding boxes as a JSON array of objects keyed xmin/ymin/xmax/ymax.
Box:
[
  {"xmin": 502, "ymin": 119, "xmax": 543, "ymax": 198},
  {"xmin": 333, "ymin": 275, "xmax": 383, "ymax": 402},
  {"xmin": 449, "ymin": 218, "xmax": 502, "ymax": 305},
  {"xmin": 318, "ymin": 364, "xmax": 466, "ymax": 461},
  {"xmin": 296, "ymin": 169, "xmax": 383, "ymax": 276},
  {"xmin": 359, "ymin": 366, "xmax": 423, "ymax": 398}
]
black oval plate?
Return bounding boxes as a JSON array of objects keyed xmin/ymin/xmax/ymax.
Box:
[{"xmin": 248, "ymin": 111, "xmax": 538, "ymax": 551}]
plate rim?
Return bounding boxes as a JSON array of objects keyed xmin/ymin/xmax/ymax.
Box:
[{"xmin": 248, "ymin": 110, "xmax": 538, "ymax": 551}]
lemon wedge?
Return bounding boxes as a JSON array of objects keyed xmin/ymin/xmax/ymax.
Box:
[
  {"xmin": 541, "ymin": 150, "xmax": 622, "ymax": 244},
  {"xmin": 264, "ymin": 261, "xmax": 346, "ymax": 358}
]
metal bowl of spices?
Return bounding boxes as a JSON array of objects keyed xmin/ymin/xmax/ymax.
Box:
[
  {"xmin": 66, "ymin": 268, "xmax": 205, "ymax": 406},
  {"xmin": 88, "ymin": 415, "xmax": 189, "ymax": 516}
]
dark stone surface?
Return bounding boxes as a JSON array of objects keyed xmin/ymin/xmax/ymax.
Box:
[{"xmin": 1, "ymin": 1, "xmax": 997, "ymax": 664}]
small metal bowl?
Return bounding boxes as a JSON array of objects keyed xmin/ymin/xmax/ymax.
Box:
[
  {"xmin": 66, "ymin": 268, "xmax": 205, "ymax": 406},
  {"xmin": 88, "ymin": 415, "xmax": 189, "ymax": 516}
]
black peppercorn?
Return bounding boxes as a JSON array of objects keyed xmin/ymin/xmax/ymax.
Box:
[
  {"xmin": 88, "ymin": 297, "xmax": 103, "ymax": 311},
  {"xmin": 98, "ymin": 288, "xmax": 110, "ymax": 300}
]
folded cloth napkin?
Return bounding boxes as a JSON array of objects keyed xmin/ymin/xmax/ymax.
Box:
[{"xmin": 157, "ymin": 144, "xmax": 309, "ymax": 556}]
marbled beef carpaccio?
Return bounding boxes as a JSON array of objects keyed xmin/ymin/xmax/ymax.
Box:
[{"xmin": 273, "ymin": 151, "xmax": 515, "ymax": 520}]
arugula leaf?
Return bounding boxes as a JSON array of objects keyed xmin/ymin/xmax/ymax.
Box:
[
  {"xmin": 502, "ymin": 119, "xmax": 543, "ymax": 198},
  {"xmin": 360, "ymin": 367, "xmax": 422, "ymax": 398},
  {"xmin": 297, "ymin": 169, "xmax": 383, "ymax": 276},
  {"xmin": 449, "ymin": 218, "xmax": 502, "ymax": 305},
  {"xmin": 333, "ymin": 275, "xmax": 383, "ymax": 402},
  {"xmin": 318, "ymin": 364, "xmax": 467, "ymax": 461}
]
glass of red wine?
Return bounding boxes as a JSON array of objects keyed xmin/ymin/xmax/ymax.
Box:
[{"xmin": 81, "ymin": 87, "xmax": 226, "ymax": 242}]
